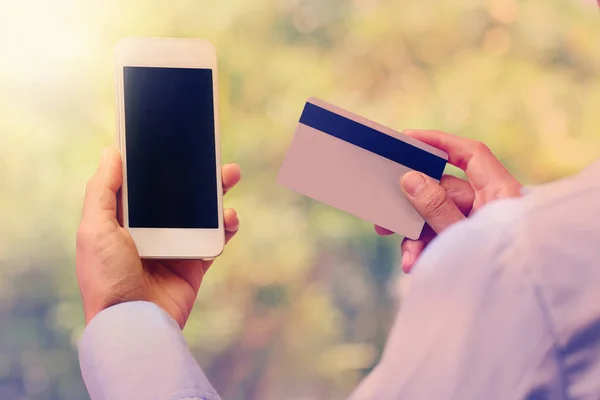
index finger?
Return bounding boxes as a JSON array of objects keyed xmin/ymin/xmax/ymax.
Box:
[
  {"xmin": 222, "ymin": 164, "xmax": 241, "ymax": 195},
  {"xmin": 403, "ymin": 130, "xmax": 517, "ymax": 192}
]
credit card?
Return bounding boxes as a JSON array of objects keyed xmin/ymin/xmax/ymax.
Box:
[{"xmin": 277, "ymin": 97, "xmax": 448, "ymax": 240}]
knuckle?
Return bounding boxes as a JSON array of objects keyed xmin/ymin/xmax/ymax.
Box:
[
  {"xmin": 423, "ymin": 186, "xmax": 450, "ymax": 217},
  {"xmin": 474, "ymin": 141, "xmax": 492, "ymax": 156},
  {"xmin": 458, "ymin": 141, "xmax": 490, "ymax": 171}
]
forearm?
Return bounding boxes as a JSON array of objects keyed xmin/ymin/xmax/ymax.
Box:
[{"xmin": 79, "ymin": 301, "xmax": 220, "ymax": 400}]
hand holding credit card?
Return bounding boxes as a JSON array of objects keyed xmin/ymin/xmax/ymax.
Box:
[{"xmin": 277, "ymin": 98, "xmax": 448, "ymax": 240}]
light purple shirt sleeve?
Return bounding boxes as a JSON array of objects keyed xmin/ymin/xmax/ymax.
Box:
[{"xmin": 79, "ymin": 301, "xmax": 221, "ymax": 400}]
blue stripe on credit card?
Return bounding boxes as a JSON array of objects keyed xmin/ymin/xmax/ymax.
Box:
[{"xmin": 299, "ymin": 102, "xmax": 447, "ymax": 180}]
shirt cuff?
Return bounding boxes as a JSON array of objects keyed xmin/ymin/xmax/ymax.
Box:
[{"xmin": 79, "ymin": 301, "xmax": 220, "ymax": 400}]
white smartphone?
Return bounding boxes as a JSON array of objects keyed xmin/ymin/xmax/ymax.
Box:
[{"xmin": 115, "ymin": 37, "xmax": 224, "ymax": 259}]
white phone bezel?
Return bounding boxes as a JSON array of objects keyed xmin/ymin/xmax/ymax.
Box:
[{"xmin": 115, "ymin": 37, "xmax": 224, "ymax": 259}]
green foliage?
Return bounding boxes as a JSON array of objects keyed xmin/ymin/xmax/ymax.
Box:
[{"xmin": 0, "ymin": 0, "xmax": 599, "ymax": 398}]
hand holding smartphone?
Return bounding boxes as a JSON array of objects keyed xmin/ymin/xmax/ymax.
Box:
[{"xmin": 115, "ymin": 37, "xmax": 224, "ymax": 259}]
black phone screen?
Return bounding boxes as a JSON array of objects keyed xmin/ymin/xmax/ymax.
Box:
[{"xmin": 123, "ymin": 66, "xmax": 218, "ymax": 229}]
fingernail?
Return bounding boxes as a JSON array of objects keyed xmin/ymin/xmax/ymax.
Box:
[
  {"xmin": 227, "ymin": 220, "xmax": 240, "ymax": 232},
  {"xmin": 100, "ymin": 148, "xmax": 110, "ymax": 167},
  {"xmin": 402, "ymin": 172, "xmax": 426, "ymax": 196},
  {"xmin": 225, "ymin": 209, "xmax": 240, "ymax": 231}
]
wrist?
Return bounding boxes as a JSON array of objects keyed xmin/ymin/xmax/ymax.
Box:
[{"xmin": 83, "ymin": 290, "xmax": 152, "ymax": 326}]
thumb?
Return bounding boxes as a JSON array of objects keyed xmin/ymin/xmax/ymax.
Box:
[
  {"xmin": 82, "ymin": 147, "xmax": 123, "ymax": 222},
  {"xmin": 400, "ymin": 171, "xmax": 465, "ymax": 234}
]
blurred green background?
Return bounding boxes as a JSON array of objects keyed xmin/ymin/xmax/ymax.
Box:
[{"xmin": 0, "ymin": 0, "xmax": 599, "ymax": 399}]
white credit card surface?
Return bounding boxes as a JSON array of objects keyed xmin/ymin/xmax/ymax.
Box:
[{"xmin": 277, "ymin": 97, "xmax": 448, "ymax": 240}]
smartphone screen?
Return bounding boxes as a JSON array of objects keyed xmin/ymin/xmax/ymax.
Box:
[{"xmin": 123, "ymin": 66, "xmax": 218, "ymax": 229}]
